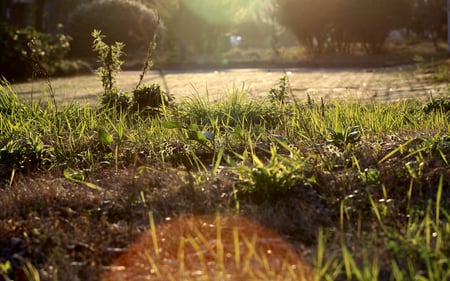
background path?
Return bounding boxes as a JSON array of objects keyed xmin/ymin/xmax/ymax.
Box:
[{"xmin": 14, "ymin": 67, "xmax": 449, "ymax": 105}]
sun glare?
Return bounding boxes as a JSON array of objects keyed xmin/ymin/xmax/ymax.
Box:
[{"xmin": 181, "ymin": 0, "xmax": 270, "ymax": 25}]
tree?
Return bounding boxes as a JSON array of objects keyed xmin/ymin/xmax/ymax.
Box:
[
  {"xmin": 42, "ymin": 0, "xmax": 91, "ymax": 33},
  {"xmin": 410, "ymin": 0, "xmax": 446, "ymax": 48},
  {"xmin": 275, "ymin": 0, "xmax": 411, "ymax": 54},
  {"xmin": 339, "ymin": 0, "xmax": 410, "ymax": 53},
  {"xmin": 276, "ymin": 0, "xmax": 336, "ymax": 54},
  {"xmin": 143, "ymin": 0, "xmax": 264, "ymax": 59},
  {"xmin": 67, "ymin": 0, "xmax": 159, "ymax": 57},
  {"xmin": 140, "ymin": 0, "xmax": 179, "ymax": 55},
  {"xmin": 34, "ymin": 0, "xmax": 45, "ymax": 31}
]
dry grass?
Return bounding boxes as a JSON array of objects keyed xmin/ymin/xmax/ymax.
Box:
[
  {"xmin": 1, "ymin": 41, "xmax": 449, "ymax": 281},
  {"xmin": 100, "ymin": 215, "xmax": 314, "ymax": 281},
  {"xmin": 1, "ymin": 130, "xmax": 448, "ymax": 280}
]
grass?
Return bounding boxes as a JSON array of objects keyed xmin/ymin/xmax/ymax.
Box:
[
  {"xmin": 100, "ymin": 214, "xmax": 314, "ymax": 281},
  {"xmin": 0, "ymin": 69, "xmax": 449, "ymax": 281}
]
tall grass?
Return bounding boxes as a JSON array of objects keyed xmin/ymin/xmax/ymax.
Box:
[{"xmin": 0, "ymin": 77, "xmax": 449, "ymax": 280}]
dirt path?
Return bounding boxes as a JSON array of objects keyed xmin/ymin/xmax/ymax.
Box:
[{"xmin": 13, "ymin": 66, "xmax": 449, "ymax": 105}]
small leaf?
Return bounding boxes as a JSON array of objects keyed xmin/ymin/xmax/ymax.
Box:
[
  {"xmin": 188, "ymin": 130, "xmax": 208, "ymax": 144},
  {"xmin": 98, "ymin": 128, "xmax": 114, "ymax": 145},
  {"xmin": 272, "ymin": 134, "xmax": 286, "ymax": 142},
  {"xmin": 64, "ymin": 168, "xmax": 104, "ymax": 191},
  {"xmin": 189, "ymin": 124, "xmax": 199, "ymax": 131},
  {"xmin": 83, "ymin": 181, "xmax": 105, "ymax": 191},
  {"xmin": 162, "ymin": 121, "xmax": 182, "ymax": 129},
  {"xmin": 64, "ymin": 168, "xmax": 84, "ymax": 181}
]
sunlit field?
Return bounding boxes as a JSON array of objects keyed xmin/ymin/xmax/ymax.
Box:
[
  {"xmin": 11, "ymin": 41, "xmax": 449, "ymax": 106},
  {"xmin": 1, "ymin": 0, "xmax": 450, "ymax": 280},
  {"xmin": 10, "ymin": 66, "xmax": 448, "ymax": 107},
  {"xmin": 1, "ymin": 66, "xmax": 449, "ymax": 280}
]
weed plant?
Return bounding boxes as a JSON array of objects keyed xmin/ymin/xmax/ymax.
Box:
[
  {"xmin": 0, "ymin": 73, "xmax": 449, "ymax": 280},
  {"xmin": 91, "ymin": 30, "xmax": 172, "ymax": 114}
]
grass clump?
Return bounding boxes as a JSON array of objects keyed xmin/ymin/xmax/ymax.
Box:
[
  {"xmin": 0, "ymin": 73, "xmax": 449, "ymax": 281},
  {"xmin": 92, "ymin": 30, "xmax": 172, "ymax": 115}
]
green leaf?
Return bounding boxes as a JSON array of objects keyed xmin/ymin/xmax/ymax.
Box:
[
  {"xmin": 64, "ymin": 168, "xmax": 84, "ymax": 181},
  {"xmin": 64, "ymin": 168, "xmax": 104, "ymax": 191},
  {"xmin": 188, "ymin": 130, "xmax": 208, "ymax": 144},
  {"xmin": 98, "ymin": 128, "xmax": 114, "ymax": 145},
  {"xmin": 162, "ymin": 121, "xmax": 182, "ymax": 129},
  {"xmin": 0, "ymin": 260, "xmax": 12, "ymax": 275},
  {"xmin": 189, "ymin": 123, "xmax": 199, "ymax": 131}
]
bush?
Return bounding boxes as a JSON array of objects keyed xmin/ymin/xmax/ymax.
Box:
[
  {"xmin": 68, "ymin": 0, "xmax": 159, "ymax": 57},
  {"xmin": 339, "ymin": 0, "xmax": 411, "ymax": 54},
  {"xmin": 0, "ymin": 22, "xmax": 76, "ymax": 81},
  {"xmin": 276, "ymin": 0, "xmax": 334, "ymax": 54},
  {"xmin": 101, "ymin": 88, "xmax": 132, "ymax": 112},
  {"xmin": 275, "ymin": 0, "xmax": 410, "ymax": 54},
  {"xmin": 100, "ymin": 85, "xmax": 173, "ymax": 115},
  {"xmin": 132, "ymin": 84, "xmax": 172, "ymax": 113},
  {"xmin": 409, "ymin": 0, "xmax": 446, "ymax": 47}
]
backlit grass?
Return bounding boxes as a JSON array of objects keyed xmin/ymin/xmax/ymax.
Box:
[{"xmin": 0, "ymin": 77, "xmax": 449, "ymax": 281}]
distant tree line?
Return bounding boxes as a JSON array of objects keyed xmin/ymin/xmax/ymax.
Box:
[
  {"xmin": 66, "ymin": 0, "xmax": 272, "ymax": 59},
  {"xmin": 69, "ymin": 0, "xmax": 448, "ymax": 57},
  {"xmin": 1, "ymin": 0, "xmax": 447, "ymax": 59},
  {"xmin": 409, "ymin": 0, "xmax": 447, "ymax": 48},
  {"xmin": 275, "ymin": 0, "xmax": 447, "ymax": 54}
]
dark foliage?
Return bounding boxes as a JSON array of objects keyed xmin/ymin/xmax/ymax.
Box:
[
  {"xmin": 409, "ymin": 0, "xmax": 447, "ymax": 47},
  {"xmin": 0, "ymin": 22, "xmax": 84, "ymax": 81},
  {"xmin": 276, "ymin": 0, "xmax": 411, "ymax": 54},
  {"xmin": 132, "ymin": 84, "xmax": 172, "ymax": 112},
  {"xmin": 67, "ymin": 0, "xmax": 159, "ymax": 57}
]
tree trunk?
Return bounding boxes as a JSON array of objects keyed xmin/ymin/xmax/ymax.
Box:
[
  {"xmin": 447, "ymin": 0, "xmax": 450, "ymax": 55},
  {"xmin": 34, "ymin": 0, "xmax": 46, "ymax": 31}
]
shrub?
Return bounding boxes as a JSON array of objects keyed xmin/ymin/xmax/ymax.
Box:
[
  {"xmin": 101, "ymin": 88, "xmax": 132, "ymax": 112},
  {"xmin": 276, "ymin": 0, "xmax": 334, "ymax": 54},
  {"xmin": 92, "ymin": 29, "xmax": 125, "ymax": 95},
  {"xmin": 91, "ymin": 28, "xmax": 171, "ymax": 114},
  {"xmin": 268, "ymin": 75, "xmax": 290, "ymax": 104},
  {"xmin": 132, "ymin": 84, "xmax": 172, "ymax": 114},
  {"xmin": 275, "ymin": 0, "xmax": 410, "ymax": 54},
  {"xmin": 68, "ymin": 0, "xmax": 159, "ymax": 57},
  {"xmin": 338, "ymin": 0, "xmax": 411, "ymax": 54},
  {"xmin": 422, "ymin": 98, "xmax": 450, "ymax": 113},
  {"xmin": 0, "ymin": 22, "xmax": 77, "ymax": 81},
  {"xmin": 409, "ymin": 0, "xmax": 446, "ymax": 47},
  {"xmin": 99, "ymin": 85, "xmax": 172, "ymax": 114}
]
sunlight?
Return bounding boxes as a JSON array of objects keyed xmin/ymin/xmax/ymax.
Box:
[{"xmin": 181, "ymin": 0, "xmax": 269, "ymax": 25}]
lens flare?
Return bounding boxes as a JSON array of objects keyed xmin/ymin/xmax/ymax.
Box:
[{"xmin": 180, "ymin": 0, "xmax": 265, "ymax": 25}]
